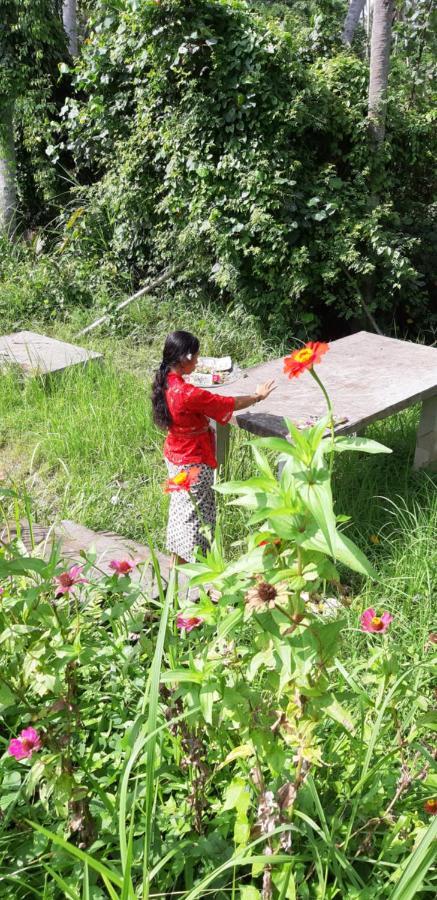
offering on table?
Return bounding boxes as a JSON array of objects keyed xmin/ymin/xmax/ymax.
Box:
[
  {"xmin": 293, "ymin": 414, "xmax": 349, "ymax": 432},
  {"xmin": 186, "ymin": 355, "xmax": 240, "ymax": 387}
]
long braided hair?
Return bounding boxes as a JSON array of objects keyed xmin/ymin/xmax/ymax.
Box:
[{"xmin": 151, "ymin": 331, "xmax": 200, "ymax": 430}]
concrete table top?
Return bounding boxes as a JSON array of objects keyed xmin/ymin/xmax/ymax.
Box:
[
  {"xmin": 211, "ymin": 331, "xmax": 437, "ymax": 469},
  {"xmin": 213, "ymin": 331, "xmax": 437, "ymax": 439},
  {"xmin": 0, "ymin": 330, "xmax": 102, "ymax": 376}
]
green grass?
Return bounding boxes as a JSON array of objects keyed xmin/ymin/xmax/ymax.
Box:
[
  {"xmin": 0, "ymin": 301, "xmax": 270, "ymax": 547},
  {"xmin": 0, "ymin": 315, "xmax": 435, "ymax": 660}
]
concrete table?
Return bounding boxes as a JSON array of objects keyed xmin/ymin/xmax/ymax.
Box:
[
  {"xmin": 0, "ymin": 330, "xmax": 102, "ymax": 376},
  {"xmin": 212, "ymin": 332, "xmax": 437, "ymax": 470}
]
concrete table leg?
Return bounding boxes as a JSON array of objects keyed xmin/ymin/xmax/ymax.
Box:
[
  {"xmin": 215, "ymin": 423, "xmax": 231, "ymax": 473},
  {"xmin": 414, "ymin": 396, "xmax": 437, "ymax": 470}
]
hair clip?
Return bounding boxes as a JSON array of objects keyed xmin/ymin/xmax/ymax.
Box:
[{"xmin": 186, "ymin": 353, "xmax": 192, "ymax": 360}]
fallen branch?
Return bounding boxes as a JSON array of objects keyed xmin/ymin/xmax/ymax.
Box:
[{"xmin": 75, "ymin": 267, "xmax": 176, "ymax": 338}]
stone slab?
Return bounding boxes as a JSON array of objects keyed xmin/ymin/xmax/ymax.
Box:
[
  {"xmin": 0, "ymin": 330, "xmax": 102, "ymax": 376},
  {"xmin": 211, "ymin": 331, "xmax": 437, "ymax": 439},
  {"xmin": 0, "ymin": 519, "xmax": 189, "ymax": 597}
]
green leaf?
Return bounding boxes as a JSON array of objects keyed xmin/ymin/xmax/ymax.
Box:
[
  {"xmin": 298, "ymin": 472, "xmax": 337, "ymax": 558},
  {"xmin": 223, "ymin": 778, "xmax": 250, "ymax": 813},
  {"xmin": 240, "ymin": 887, "xmax": 261, "ymax": 900},
  {"xmin": 219, "ymin": 743, "xmax": 254, "ymax": 770},
  {"xmin": 200, "ymin": 681, "xmax": 220, "ymax": 724},
  {"xmin": 320, "ymin": 693, "xmax": 355, "ymax": 734},
  {"xmin": 0, "ymin": 681, "xmax": 15, "ymax": 711},
  {"xmin": 160, "ymin": 669, "xmax": 204, "ymax": 685},
  {"xmin": 325, "ymin": 436, "xmax": 392, "ymax": 455},
  {"xmin": 253, "ymin": 436, "xmax": 296, "ymax": 457},
  {"xmin": 302, "ymin": 529, "xmax": 378, "ymax": 579},
  {"xmin": 251, "ymin": 445, "xmax": 275, "ymax": 480},
  {"xmin": 0, "ymin": 557, "xmax": 49, "ymax": 576}
]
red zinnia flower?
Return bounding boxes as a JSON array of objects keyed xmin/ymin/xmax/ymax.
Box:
[
  {"xmin": 360, "ymin": 607, "xmax": 393, "ymax": 633},
  {"xmin": 176, "ymin": 614, "xmax": 203, "ymax": 633},
  {"xmin": 423, "ymin": 798, "xmax": 437, "ymax": 815},
  {"xmin": 54, "ymin": 564, "xmax": 88, "ymax": 597},
  {"xmin": 164, "ymin": 466, "xmax": 201, "ymax": 493},
  {"xmin": 283, "ymin": 342, "xmax": 329, "ymax": 379},
  {"xmin": 109, "ymin": 559, "xmax": 139, "ymax": 576},
  {"xmin": 8, "ymin": 727, "xmax": 42, "ymax": 760}
]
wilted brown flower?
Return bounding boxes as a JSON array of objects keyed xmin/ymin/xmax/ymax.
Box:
[
  {"xmin": 257, "ymin": 791, "xmax": 279, "ymax": 836},
  {"xmin": 245, "ymin": 577, "xmax": 289, "ymax": 614}
]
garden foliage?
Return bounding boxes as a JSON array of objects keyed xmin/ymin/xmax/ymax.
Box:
[
  {"xmin": 1, "ymin": 422, "xmax": 436, "ymax": 898},
  {"xmin": 12, "ymin": 0, "xmax": 434, "ymax": 338}
]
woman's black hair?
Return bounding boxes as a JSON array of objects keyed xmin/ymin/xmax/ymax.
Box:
[{"xmin": 151, "ymin": 330, "xmax": 200, "ymax": 430}]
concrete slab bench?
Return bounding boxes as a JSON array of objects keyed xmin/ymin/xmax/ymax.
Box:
[
  {"xmin": 0, "ymin": 330, "xmax": 102, "ymax": 376},
  {"xmin": 211, "ymin": 331, "xmax": 437, "ymax": 471}
]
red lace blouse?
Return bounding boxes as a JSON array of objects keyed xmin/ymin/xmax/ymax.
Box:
[{"xmin": 164, "ymin": 372, "xmax": 235, "ymax": 468}]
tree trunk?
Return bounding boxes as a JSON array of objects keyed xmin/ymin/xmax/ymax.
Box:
[
  {"xmin": 0, "ymin": 102, "xmax": 17, "ymax": 234},
  {"xmin": 341, "ymin": 0, "xmax": 366, "ymax": 46},
  {"xmin": 62, "ymin": 0, "xmax": 78, "ymax": 56},
  {"xmin": 368, "ymin": 0, "xmax": 394, "ymax": 143}
]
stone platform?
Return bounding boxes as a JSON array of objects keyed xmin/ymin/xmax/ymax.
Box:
[
  {"xmin": 0, "ymin": 519, "xmax": 187, "ymax": 598},
  {"xmin": 0, "ymin": 331, "xmax": 102, "ymax": 376},
  {"xmin": 212, "ymin": 331, "xmax": 437, "ymax": 470}
]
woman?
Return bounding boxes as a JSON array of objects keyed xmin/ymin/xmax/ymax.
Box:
[{"xmin": 152, "ymin": 331, "xmax": 275, "ymax": 564}]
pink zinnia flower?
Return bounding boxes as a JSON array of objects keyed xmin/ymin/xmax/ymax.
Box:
[
  {"xmin": 8, "ymin": 727, "xmax": 42, "ymax": 760},
  {"xmin": 109, "ymin": 559, "xmax": 139, "ymax": 576},
  {"xmin": 360, "ymin": 607, "xmax": 393, "ymax": 633},
  {"xmin": 176, "ymin": 614, "xmax": 204, "ymax": 633},
  {"xmin": 54, "ymin": 564, "xmax": 88, "ymax": 597}
]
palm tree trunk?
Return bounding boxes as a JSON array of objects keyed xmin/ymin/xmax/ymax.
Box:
[
  {"xmin": 341, "ymin": 0, "xmax": 366, "ymax": 46},
  {"xmin": 62, "ymin": 0, "xmax": 78, "ymax": 56},
  {"xmin": 0, "ymin": 102, "xmax": 17, "ymax": 234},
  {"xmin": 368, "ymin": 0, "xmax": 394, "ymax": 143}
]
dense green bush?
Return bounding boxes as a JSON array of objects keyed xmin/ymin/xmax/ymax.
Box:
[{"xmin": 44, "ymin": 0, "xmax": 436, "ymax": 339}]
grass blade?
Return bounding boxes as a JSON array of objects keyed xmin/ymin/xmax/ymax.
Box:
[
  {"xmin": 26, "ymin": 820, "xmax": 123, "ymax": 889},
  {"xmin": 142, "ymin": 566, "xmax": 175, "ymax": 898},
  {"xmin": 44, "ymin": 865, "xmax": 80, "ymax": 900},
  {"xmin": 388, "ymin": 817, "xmax": 437, "ymax": 900}
]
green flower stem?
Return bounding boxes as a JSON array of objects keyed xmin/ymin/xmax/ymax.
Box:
[{"xmin": 309, "ymin": 367, "xmax": 335, "ymax": 474}]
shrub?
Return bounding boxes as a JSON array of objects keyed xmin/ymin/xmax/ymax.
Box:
[{"xmin": 47, "ymin": 0, "xmax": 437, "ymax": 339}]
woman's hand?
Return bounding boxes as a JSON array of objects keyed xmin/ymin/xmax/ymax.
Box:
[
  {"xmin": 232, "ymin": 380, "xmax": 276, "ymax": 411},
  {"xmin": 255, "ymin": 379, "xmax": 276, "ymax": 402}
]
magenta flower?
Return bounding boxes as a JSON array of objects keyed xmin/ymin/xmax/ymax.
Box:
[
  {"xmin": 109, "ymin": 558, "xmax": 139, "ymax": 576},
  {"xmin": 360, "ymin": 607, "xmax": 393, "ymax": 633},
  {"xmin": 8, "ymin": 727, "xmax": 42, "ymax": 760},
  {"xmin": 176, "ymin": 614, "xmax": 204, "ymax": 633},
  {"xmin": 54, "ymin": 564, "xmax": 88, "ymax": 597}
]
